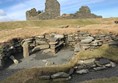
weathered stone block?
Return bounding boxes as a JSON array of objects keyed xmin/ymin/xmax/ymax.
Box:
[
  {"xmin": 78, "ymin": 59, "xmax": 96, "ymax": 64},
  {"xmin": 76, "ymin": 69, "xmax": 89, "ymax": 74},
  {"xmin": 95, "ymin": 58, "xmax": 111, "ymax": 66},
  {"xmin": 93, "ymin": 66, "xmax": 106, "ymax": 71},
  {"xmin": 74, "ymin": 43, "xmax": 82, "ymax": 52},
  {"xmin": 81, "ymin": 36, "xmax": 94, "ymax": 44},
  {"xmin": 39, "ymin": 44, "xmax": 50, "ymax": 50},
  {"xmin": 51, "ymin": 72, "xmax": 69, "ymax": 79}
]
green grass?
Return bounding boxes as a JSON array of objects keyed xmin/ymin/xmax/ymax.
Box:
[
  {"xmin": 0, "ymin": 19, "xmax": 100, "ymax": 30},
  {"xmin": 78, "ymin": 44, "xmax": 118, "ymax": 61},
  {"xmin": 82, "ymin": 77, "xmax": 118, "ymax": 83}
]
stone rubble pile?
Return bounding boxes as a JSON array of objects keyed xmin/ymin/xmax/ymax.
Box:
[
  {"xmin": 39, "ymin": 58, "xmax": 116, "ymax": 81},
  {"xmin": 75, "ymin": 58, "xmax": 116, "ymax": 73}
]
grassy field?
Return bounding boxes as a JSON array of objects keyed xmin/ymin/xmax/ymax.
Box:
[
  {"xmin": 0, "ymin": 18, "xmax": 118, "ymax": 43},
  {"xmin": 78, "ymin": 44, "xmax": 118, "ymax": 61},
  {"xmin": 0, "ymin": 18, "xmax": 118, "ymax": 83},
  {"xmin": 0, "ymin": 18, "xmax": 117, "ymax": 30},
  {"xmin": 0, "ymin": 19, "xmax": 101, "ymax": 29}
]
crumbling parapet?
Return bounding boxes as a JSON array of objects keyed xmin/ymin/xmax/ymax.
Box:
[
  {"xmin": 74, "ymin": 6, "xmax": 102, "ymax": 18},
  {"xmin": 26, "ymin": 8, "xmax": 38, "ymax": 20}
]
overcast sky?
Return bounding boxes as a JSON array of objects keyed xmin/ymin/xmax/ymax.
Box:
[{"xmin": 0, "ymin": 0, "xmax": 118, "ymax": 22}]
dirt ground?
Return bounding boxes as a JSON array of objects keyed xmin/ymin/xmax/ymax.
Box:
[{"xmin": 0, "ymin": 47, "xmax": 74, "ymax": 81}]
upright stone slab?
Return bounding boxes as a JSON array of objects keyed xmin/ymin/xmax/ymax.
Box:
[{"xmin": 22, "ymin": 42, "xmax": 29, "ymax": 58}]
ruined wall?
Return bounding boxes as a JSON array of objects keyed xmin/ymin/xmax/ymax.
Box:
[
  {"xmin": 45, "ymin": 0, "xmax": 60, "ymax": 19},
  {"xmin": 26, "ymin": 1, "xmax": 102, "ymax": 20},
  {"xmin": 58, "ymin": 6, "xmax": 102, "ymax": 19},
  {"xmin": 26, "ymin": 0, "xmax": 60, "ymax": 20},
  {"xmin": 74, "ymin": 6, "xmax": 102, "ymax": 18},
  {"xmin": 26, "ymin": 8, "xmax": 38, "ymax": 20}
]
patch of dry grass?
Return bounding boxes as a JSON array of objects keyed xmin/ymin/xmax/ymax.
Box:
[
  {"xmin": 0, "ymin": 27, "xmax": 80, "ymax": 43},
  {"xmin": 0, "ymin": 18, "xmax": 118, "ymax": 43},
  {"xmin": 0, "ymin": 24, "xmax": 118, "ymax": 43},
  {"xmin": 78, "ymin": 44, "xmax": 118, "ymax": 61},
  {"xmin": 0, "ymin": 19, "xmax": 100, "ymax": 29},
  {"xmin": 1, "ymin": 18, "xmax": 118, "ymax": 83}
]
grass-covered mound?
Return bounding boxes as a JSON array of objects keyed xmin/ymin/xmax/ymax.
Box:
[{"xmin": 78, "ymin": 44, "xmax": 118, "ymax": 62}]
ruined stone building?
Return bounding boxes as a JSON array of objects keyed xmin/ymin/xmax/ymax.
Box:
[
  {"xmin": 26, "ymin": 0, "xmax": 60, "ymax": 20},
  {"xmin": 26, "ymin": 0, "xmax": 102, "ymax": 20},
  {"xmin": 59, "ymin": 6, "xmax": 102, "ymax": 19}
]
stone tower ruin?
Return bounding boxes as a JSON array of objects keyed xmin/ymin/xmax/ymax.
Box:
[
  {"xmin": 45, "ymin": 0, "xmax": 60, "ymax": 19},
  {"xmin": 26, "ymin": 1, "xmax": 102, "ymax": 20},
  {"xmin": 26, "ymin": 0, "xmax": 60, "ymax": 20}
]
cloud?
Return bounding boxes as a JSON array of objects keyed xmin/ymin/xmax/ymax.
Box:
[
  {"xmin": 0, "ymin": 16, "xmax": 13, "ymax": 22},
  {"xmin": 60, "ymin": 0, "xmax": 105, "ymax": 13},
  {"xmin": 0, "ymin": 9, "xmax": 6, "ymax": 16},
  {"xmin": 1, "ymin": 0, "xmax": 45, "ymax": 21},
  {"xmin": 0, "ymin": 0, "xmax": 117, "ymax": 22}
]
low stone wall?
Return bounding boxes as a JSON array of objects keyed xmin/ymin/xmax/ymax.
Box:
[
  {"xmin": 38, "ymin": 58, "xmax": 116, "ymax": 81},
  {"xmin": 0, "ymin": 31, "xmax": 118, "ymax": 69}
]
